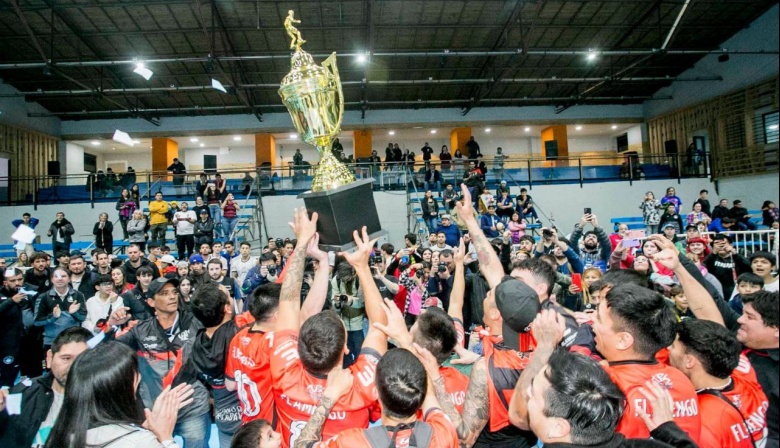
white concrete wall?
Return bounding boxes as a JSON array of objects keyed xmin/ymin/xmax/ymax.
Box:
[
  {"xmin": 2, "ymin": 178, "xmax": 733, "ymax": 250},
  {"xmin": 716, "ymin": 173, "xmax": 780, "ymax": 211},
  {"xmin": 64, "ymin": 143, "xmax": 88, "ymax": 185}
]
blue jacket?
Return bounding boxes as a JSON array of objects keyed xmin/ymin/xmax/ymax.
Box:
[
  {"xmin": 480, "ymin": 214, "xmax": 500, "ymax": 238},
  {"xmin": 435, "ymin": 223, "xmax": 461, "ymax": 247}
]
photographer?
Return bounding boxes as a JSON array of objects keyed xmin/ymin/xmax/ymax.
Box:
[
  {"xmin": 398, "ymin": 261, "xmax": 431, "ymax": 327},
  {"xmin": 330, "ymin": 262, "xmax": 365, "ymax": 368},
  {"xmin": 363, "ymin": 255, "xmax": 399, "ymax": 302},
  {"xmin": 241, "ymin": 253, "xmax": 279, "ymax": 306},
  {"xmin": 570, "ymin": 211, "xmax": 612, "ymax": 272}
]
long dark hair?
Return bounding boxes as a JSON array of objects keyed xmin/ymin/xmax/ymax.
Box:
[{"xmin": 45, "ymin": 342, "xmax": 142, "ymax": 448}]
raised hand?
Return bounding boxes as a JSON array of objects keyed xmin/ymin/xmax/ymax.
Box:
[
  {"xmin": 324, "ymin": 368, "xmax": 354, "ymax": 400},
  {"xmin": 338, "ymin": 226, "xmax": 378, "ymax": 270},
  {"xmin": 52, "ymin": 305, "xmax": 61, "ymax": 319},
  {"xmin": 68, "ymin": 301, "xmax": 81, "ymax": 314},
  {"xmin": 143, "ymin": 384, "xmax": 192, "ymax": 443},
  {"xmin": 454, "ymin": 184, "xmax": 476, "ymax": 223},
  {"xmin": 107, "ymin": 306, "xmax": 131, "ymax": 327},
  {"xmin": 637, "ymin": 380, "xmax": 675, "ymax": 432},
  {"xmin": 288, "ymin": 208, "xmax": 319, "ymax": 245},
  {"xmin": 532, "ymin": 309, "xmax": 566, "ymax": 349},
  {"xmin": 305, "ymin": 233, "xmax": 329, "ymax": 262},
  {"xmin": 412, "ymin": 342, "xmax": 441, "ymax": 379},
  {"xmin": 454, "ymin": 238, "xmax": 466, "ymax": 264},
  {"xmin": 372, "ymin": 298, "xmax": 412, "ymax": 348}
]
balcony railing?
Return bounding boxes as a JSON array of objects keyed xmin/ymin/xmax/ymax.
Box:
[{"xmin": 0, "ymin": 151, "xmax": 715, "ymax": 208}]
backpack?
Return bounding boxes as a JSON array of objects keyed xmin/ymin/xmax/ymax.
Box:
[{"xmin": 363, "ymin": 422, "xmax": 433, "ymax": 448}]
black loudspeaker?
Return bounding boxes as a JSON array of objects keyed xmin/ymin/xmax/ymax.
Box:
[
  {"xmin": 545, "ymin": 140, "xmax": 559, "ymax": 160},
  {"xmin": 664, "ymin": 140, "xmax": 678, "ymax": 155},
  {"xmin": 203, "ymin": 155, "xmax": 217, "ymax": 173},
  {"xmin": 47, "ymin": 161, "xmax": 61, "ymax": 176}
]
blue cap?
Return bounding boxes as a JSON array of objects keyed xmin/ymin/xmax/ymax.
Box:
[{"xmin": 189, "ymin": 254, "xmax": 205, "ymax": 264}]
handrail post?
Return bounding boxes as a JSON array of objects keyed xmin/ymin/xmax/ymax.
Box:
[
  {"xmin": 146, "ymin": 173, "xmax": 152, "ymax": 200},
  {"xmin": 527, "ymin": 160, "xmax": 532, "ymax": 190},
  {"xmin": 578, "ymin": 158, "xmax": 583, "ymax": 188},
  {"xmin": 33, "ymin": 177, "xmax": 38, "ymax": 211},
  {"xmin": 677, "ymin": 153, "xmax": 682, "ymax": 184},
  {"xmin": 628, "ymin": 156, "xmax": 634, "ymax": 187},
  {"xmin": 89, "ymin": 176, "xmax": 95, "ymax": 208}
]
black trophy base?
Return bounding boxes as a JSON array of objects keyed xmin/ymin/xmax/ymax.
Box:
[{"xmin": 297, "ymin": 178, "xmax": 386, "ymax": 252}]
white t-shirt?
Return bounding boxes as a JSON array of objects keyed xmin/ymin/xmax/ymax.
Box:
[
  {"xmin": 173, "ymin": 210, "xmax": 197, "ymax": 235},
  {"xmin": 32, "ymin": 390, "xmax": 64, "ymax": 447},
  {"xmin": 765, "ymin": 278, "xmax": 779, "ymax": 293},
  {"xmin": 230, "ymin": 256, "xmax": 257, "ymax": 286},
  {"xmin": 83, "ymin": 294, "xmax": 125, "ymax": 334}
]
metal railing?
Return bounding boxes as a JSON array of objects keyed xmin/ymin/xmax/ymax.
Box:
[{"xmin": 0, "ymin": 151, "xmax": 723, "ymax": 208}]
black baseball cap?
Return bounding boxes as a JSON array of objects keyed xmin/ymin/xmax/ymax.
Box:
[
  {"xmin": 147, "ymin": 277, "xmax": 179, "ymax": 297},
  {"xmin": 494, "ymin": 276, "xmax": 541, "ymax": 351}
]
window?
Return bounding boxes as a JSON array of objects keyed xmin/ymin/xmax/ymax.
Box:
[{"xmin": 763, "ymin": 111, "xmax": 779, "ymax": 144}]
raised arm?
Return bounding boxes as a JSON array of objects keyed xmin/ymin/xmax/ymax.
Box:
[
  {"xmin": 294, "ymin": 368, "xmax": 353, "ymax": 448},
  {"xmin": 276, "ymin": 209, "xmax": 318, "ymax": 333},
  {"xmin": 449, "ymin": 238, "xmax": 466, "ymax": 324},
  {"xmin": 508, "ymin": 310, "xmax": 565, "ymax": 429},
  {"xmin": 339, "ymin": 227, "xmax": 388, "ymax": 355},
  {"xmin": 454, "ymin": 184, "xmax": 503, "ymax": 289},
  {"xmin": 300, "ymin": 234, "xmax": 330, "ymax": 324}
]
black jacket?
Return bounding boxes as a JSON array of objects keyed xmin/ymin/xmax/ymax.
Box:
[
  {"xmin": 0, "ymin": 374, "xmax": 57, "ymax": 448},
  {"xmin": 0, "ymin": 287, "xmax": 31, "ymax": 358},
  {"xmin": 121, "ymin": 258, "xmax": 161, "ymax": 285},
  {"xmin": 541, "ymin": 422, "xmax": 697, "ymax": 448},
  {"xmin": 712, "ymin": 205, "xmax": 730, "ymax": 220},
  {"xmin": 93, "ymin": 221, "xmax": 114, "ymax": 249},
  {"xmin": 47, "ymin": 219, "xmax": 75, "ymax": 246},
  {"xmin": 70, "ymin": 271, "xmax": 98, "ymax": 302}
]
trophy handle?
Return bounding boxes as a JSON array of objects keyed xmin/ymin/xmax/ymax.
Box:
[{"xmin": 322, "ymin": 52, "xmax": 344, "ymax": 131}]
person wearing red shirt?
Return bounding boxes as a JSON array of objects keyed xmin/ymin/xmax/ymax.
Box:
[
  {"xmin": 270, "ymin": 212, "xmax": 389, "ymax": 448},
  {"xmin": 295, "ymin": 346, "xmax": 458, "ymax": 448},
  {"xmin": 670, "ymin": 319, "xmax": 768, "ymax": 447},
  {"xmin": 591, "ymin": 283, "xmax": 701, "ymax": 443}
]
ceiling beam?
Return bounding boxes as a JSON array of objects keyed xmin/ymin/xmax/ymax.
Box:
[{"xmin": 360, "ymin": 0, "xmax": 374, "ymax": 119}]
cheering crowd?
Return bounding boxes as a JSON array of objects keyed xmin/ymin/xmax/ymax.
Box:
[{"xmin": 0, "ymin": 181, "xmax": 778, "ymax": 448}]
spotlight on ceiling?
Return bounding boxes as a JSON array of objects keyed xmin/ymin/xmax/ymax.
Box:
[
  {"xmin": 190, "ymin": 138, "xmax": 199, "ymax": 142},
  {"xmin": 133, "ymin": 63, "xmax": 153, "ymax": 80},
  {"xmin": 586, "ymin": 49, "xmax": 598, "ymax": 62},
  {"xmin": 356, "ymin": 53, "xmax": 368, "ymax": 64},
  {"xmin": 524, "ymin": 127, "xmax": 531, "ymax": 132},
  {"xmin": 289, "ymin": 134, "xmax": 298, "ymax": 139},
  {"xmin": 91, "ymin": 141, "xmax": 100, "ymax": 146},
  {"xmin": 430, "ymin": 129, "xmax": 437, "ymax": 134},
  {"xmin": 611, "ymin": 125, "xmax": 618, "ymax": 130},
  {"xmin": 485, "ymin": 128, "xmax": 491, "ymax": 133},
  {"xmin": 388, "ymin": 130, "xmax": 395, "ymax": 136},
  {"xmin": 199, "ymin": 143, "xmax": 205, "ymax": 147},
  {"xmin": 233, "ymin": 136, "xmax": 242, "ymax": 141},
  {"xmin": 575, "ymin": 125, "xmax": 583, "ymax": 131}
]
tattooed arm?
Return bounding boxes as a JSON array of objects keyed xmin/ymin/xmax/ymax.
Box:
[
  {"xmin": 294, "ymin": 368, "xmax": 354, "ymax": 448},
  {"xmin": 277, "ymin": 209, "xmax": 319, "ymax": 333},
  {"xmin": 508, "ymin": 310, "xmax": 565, "ymax": 430},
  {"xmin": 454, "ymin": 184, "xmax": 503, "ymax": 289}
]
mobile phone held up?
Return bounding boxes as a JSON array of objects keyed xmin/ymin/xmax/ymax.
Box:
[
  {"xmin": 571, "ymin": 273, "xmax": 583, "ymax": 292},
  {"xmin": 584, "ymin": 207, "xmax": 592, "ymax": 216}
]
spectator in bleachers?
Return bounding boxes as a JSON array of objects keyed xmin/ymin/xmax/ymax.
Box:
[
  {"xmin": 148, "ymin": 192, "xmax": 170, "ymax": 246},
  {"xmin": 693, "ymin": 189, "xmax": 711, "ymax": 217},
  {"xmin": 496, "ymin": 190, "xmax": 514, "ymax": 222},
  {"xmin": 122, "ymin": 243, "xmax": 161, "ymax": 285},
  {"xmin": 507, "ymin": 212, "xmax": 527, "ymax": 244},
  {"xmin": 205, "ymin": 182, "xmax": 223, "ymax": 238},
  {"xmin": 127, "ymin": 209, "xmax": 148, "ymax": 252},
  {"xmin": 68, "ymin": 254, "xmax": 96, "ymax": 300},
  {"xmin": 130, "ymin": 183, "xmax": 142, "ymax": 209},
  {"xmin": 192, "ymin": 196, "xmax": 209, "ymax": 218},
  {"xmin": 570, "ymin": 212, "xmax": 611, "ymax": 272},
  {"xmin": 712, "ymin": 198, "xmax": 730, "ymax": 219},
  {"xmin": 728, "ymin": 272, "xmax": 764, "ymax": 314},
  {"xmin": 82, "ymin": 273, "xmax": 124, "ymax": 334},
  {"xmin": 750, "ymin": 251, "xmax": 778, "ymax": 293},
  {"xmin": 661, "ymin": 223, "xmax": 686, "ymax": 253},
  {"xmin": 609, "ymin": 222, "xmax": 629, "ymax": 252},
  {"xmin": 24, "ymin": 252, "xmax": 52, "ymax": 292},
  {"xmin": 46, "ymin": 212, "xmax": 75, "ymax": 255},
  {"xmin": 194, "ymin": 208, "xmax": 215, "ymax": 247},
  {"xmin": 762, "ymin": 200, "xmax": 779, "ymax": 227},
  {"xmin": 709, "ymin": 215, "xmax": 738, "ymax": 233},
  {"xmin": 0, "ymin": 268, "xmax": 29, "ymax": 387},
  {"xmin": 167, "ymin": 157, "xmax": 187, "ymax": 197},
  {"xmin": 111, "ymin": 267, "xmax": 134, "ymax": 295},
  {"xmin": 34, "ymin": 267, "xmax": 88, "ymax": 351},
  {"xmin": 221, "ymin": 193, "xmax": 241, "ymax": 241},
  {"xmin": 439, "ymin": 145, "xmax": 452, "ymax": 172},
  {"xmin": 658, "ymin": 204, "xmax": 684, "ymax": 235},
  {"xmin": 686, "ymin": 202, "xmax": 710, "ymax": 227},
  {"xmin": 434, "ymin": 215, "xmax": 461, "ymax": 248},
  {"xmin": 173, "ymin": 201, "xmax": 197, "ymax": 261},
  {"xmin": 480, "ymin": 204, "xmax": 500, "ymax": 238},
  {"xmin": 116, "ymin": 189, "xmax": 136, "ymax": 240},
  {"xmin": 704, "ymin": 234, "xmax": 751, "ymax": 298},
  {"xmin": 640, "ymin": 191, "xmax": 662, "ymax": 234},
  {"xmin": 11, "ymin": 212, "xmax": 39, "ymax": 257},
  {"xmin": 515, "ymin": 188, "xmax": 537, "ymax": 223},
  {"xmin": 729, "ymin": 199, "xmax": 758, "ymax": 231},
  {"xmin": 660, "ymin": 186, "xmax": 682, "ymax": 214},
  {"xmin": 16, "ymin": 252, "xmax": 30, "ymax": 268},
  {"xmin": 92, "ymin": 212, "xmax": 114, "ymax": 254},
  {"xmin": 424, "ymin": 163, "xmax": 443, "ymax": 195},
  {"xmin": 421, "ymin": 190, "xmax": 440, "ymax": 232}
]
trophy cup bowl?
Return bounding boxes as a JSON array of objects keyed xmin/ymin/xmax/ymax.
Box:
[{"xmin": 278, "ymin": 13, "xmax": 385, "ymax": 251}]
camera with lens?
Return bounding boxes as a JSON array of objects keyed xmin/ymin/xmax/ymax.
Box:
[
  {"xmin": 542, "ymin": 228, "xmax": 553, "ymax": 239},
  {"xmin": 266, "ymin": 264, "xmax": 277, "ymax": 276},
  {"xmin": 415, "ymin": 269, "xmax": 424, "ymax": 279},
  {"xmin": 334, "ymin": 294, "xmax": 349, "ymax": 310},
  {"xmin": 438, "ymin": 263, "xmax": 447, "ymax": 273},
  {"xmin": 275, "ymin": 238, "xmax": 284, "ymax": 247},
  {"xmin": 369, "ymin": 255, "xmax": 383, "ymax": 266}
]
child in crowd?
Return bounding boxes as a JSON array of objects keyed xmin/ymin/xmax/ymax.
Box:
[
  {"xmin": 669, "ymin": 285, "xmax": 693, "ymax": 320},
  {"xmin": 728, "ymin": 272, "xmax": 764, "ymax": 314}
]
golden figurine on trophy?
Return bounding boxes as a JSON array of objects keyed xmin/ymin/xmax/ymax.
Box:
[
  {"xmin": 279, "ymin": 10, "xmax": 355, "ymax": 192},
  {"xmin": 278, "ymin": 11, "xmax": 384, "ymax": 251}
]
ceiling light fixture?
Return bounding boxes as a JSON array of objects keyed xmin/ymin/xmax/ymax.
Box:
[
  {"xmin": 388, "ymin": 130, "xmax": 395, "ymax": 136},
  {"xmin": 586, "ymin": 49, "xmax": 598, "ymax": 62},
  {"xmin": 575, "ymin": 125, "xmax": 583, "ymax": 131},
  {"xmin": 133, "ymin": 62, "xmax": 153, "ymax": 80},
  {"xmin": 485, "ymin": 128, "xmax": 491, "ymax": 133},
  {"xmin": 430, "ymin": 129, "xmax": 437, "ymax": 134},
  {"xmin": 356, "ymin": 53, "xmax": 368, "ymax": 64},
  {"xmin": 611, "ymin": 125, "xmax": 618, "ymax": 130},
  {"xmin": 132, "ymin": 140, "xmax": 141, "ymax": 144},
  {"xmin": 289, "ymin": 134, "xmax": 298, "ymax": 139},
  {"xmin": 769, "ymin": 124, "xmax": 779, "ymax": 130},
  {"xmin": 233, "ymin": 136, "xmax": 242, "ymax": 141},
  {"xmin": 91, "ymin": 141, "xmax": 100, "ymax": 146},
  {"xmin": 524, "ymin": 127, "xmax": 531, "ymax": 132},
  {"xmin": 190, "ymin": 138, "xmax": 199, "ymax": 142},
  {"xmin": 199, "ymin": 143, "xmax": 205, "ymax": 147}
]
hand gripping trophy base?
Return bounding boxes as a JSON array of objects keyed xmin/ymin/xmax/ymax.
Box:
[{"xmin": 311, "ymin": 148, "xmax": 356, "ymax": 192}]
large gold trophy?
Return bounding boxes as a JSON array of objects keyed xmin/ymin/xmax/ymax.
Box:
[
  {"xmin": 279, "ymin": 11, "xmax": 384, "ymax": 250},
  {"xmin": 279, "ymin": 10, "xmax": 355, "ymax": 191}
]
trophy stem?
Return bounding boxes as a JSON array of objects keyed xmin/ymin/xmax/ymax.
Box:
[{"xmin": 311, "ymin": 147, "xmax": 356, "ymax": 192}]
